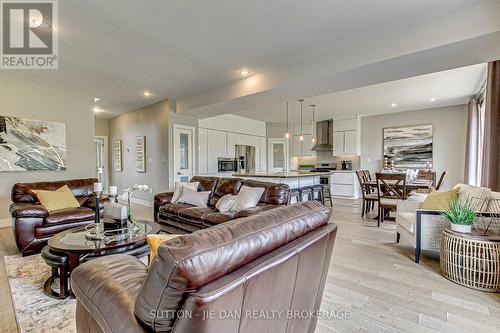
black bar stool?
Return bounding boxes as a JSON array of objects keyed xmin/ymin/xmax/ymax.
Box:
[
  {"xmin": 311, "ymin": 185, "xmax": 324, "ymax": 204},
  {"xmin": 299, "ymin": 187, "xmax": 313, "ymax": 201},
  {"xmin": 289, "ymin": 188, "xmax": 301, "ymax": 204},
  {"xmin": 323, "ymin": 185, "xmax": 333, "ymax": 207}
]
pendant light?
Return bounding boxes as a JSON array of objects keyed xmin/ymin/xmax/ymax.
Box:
[
  {"xmin": 284, "ymin": 102, "xmax": 290, "ymax": 139},
  {"xmin": 298, "ymin": 99, "xmax": 304, "ymax": 141},
  {"xmin": 310, "ymin": 104, "xmax": 316, "ymax": 143}
]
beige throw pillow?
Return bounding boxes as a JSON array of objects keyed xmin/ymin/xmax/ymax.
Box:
[
  {"xmin": 215, "ymin": 194, "xmax": 237, "ymax": 213},
  {"xmin": 32, "ymin": 185, "xmax": 80, "ymax": 212},
  {"xmin": 171, "ymin": 181, "xmax": 199, "ymax": 203},
  {"xmin": 232, "ymin": 186, "xmax": 265, "ymax": 211},
  {"xmin": 177, "ymin": 187, "xmax": 210, "ymax": 207}
]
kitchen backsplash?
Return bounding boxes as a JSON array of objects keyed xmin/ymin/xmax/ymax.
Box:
[{"xmin": 296, "ymin": 151, "xmax": 360, "ymax": 170}]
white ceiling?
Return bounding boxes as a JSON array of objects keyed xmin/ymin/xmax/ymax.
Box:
[
  {"xmin": 0, "ymin": 0, "xmax": 479, "ymax": 119},
  {"xmin": 234, "ymin": 63, "xmax": 487, "ymax": 123}
]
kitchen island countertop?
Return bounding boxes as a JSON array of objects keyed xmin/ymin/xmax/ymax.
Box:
[{"xmin": 232, "ymin": 171, "xmax": 332, "ymax": 178}]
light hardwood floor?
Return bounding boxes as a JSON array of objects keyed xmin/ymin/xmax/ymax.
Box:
[{"xmin": 0, "ymin": 199, "xmax": 499, "ymax": 332}]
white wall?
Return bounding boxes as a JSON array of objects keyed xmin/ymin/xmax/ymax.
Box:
[
  {"xmin": 109, "ymin": 100, "xmax": 169, "ymax": 203},
  {"xmin": 0, "ymin": 79, "xmax": 96, "ymax": 222},
  {"xmin": 360, "ymin": 104, "xmax": 468, "ymax": 189}
]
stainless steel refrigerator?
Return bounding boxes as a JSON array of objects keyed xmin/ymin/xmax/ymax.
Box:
[{"xmin": 235, "ymin": 145, "xmax": 256, "ymax": 174}]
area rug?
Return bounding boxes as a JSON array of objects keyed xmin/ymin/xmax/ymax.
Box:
[{"xmin": 3, "ymin": 254, "xmax": 76, "ymax": 333}]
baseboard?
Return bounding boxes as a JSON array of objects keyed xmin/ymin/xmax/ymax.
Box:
[
  {"xmin": 0, "ymin": 218, "xmax": 11, "ymax": 228},
  {"xmin": 130, "ymin": 197, "xmax": 153, "ymax": 208}
]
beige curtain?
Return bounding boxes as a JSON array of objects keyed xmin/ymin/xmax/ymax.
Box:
[
  {"xmin": 465, "ymin": 99, "xmax": 484, "ymax": 186},
  {"xmin": 481, "ymin": 60, "xmax": 500, "ymax": 191}
]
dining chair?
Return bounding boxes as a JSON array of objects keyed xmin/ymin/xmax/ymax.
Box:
[
  {"xmin": 355, "ymin": 170, "xmax": 378, "ymax": 217},
  {"xmin": 416, "ymin": 170, "xmax": 436, "ymax": 187},
  {"xmin": 435, "ymin": 171, "xmax": 448, "ymax": 191},
  {"xmin": 375, "ymin": 172, "xmax": 407, "ymax": 227}
]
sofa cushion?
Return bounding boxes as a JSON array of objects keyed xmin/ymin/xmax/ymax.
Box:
[
  {"xmin": 44, "ymin": 207, "xmax": 96, "ymax": 226},
  {"xmin": 12, "ymin": 178, "xmax": 97, "ymax": 204},
  {"xmin": 454, "ymin": 183, "xmax": 491, "ymax": 208},
  {"xmin": 159, "ymin": 203, "xmax": 194, "ymax": 217},
  {"xmin": 190, "ymin": 176, "xmax": 219, "ymax": 193},
  {"xmin": 419, "ymin": 188, "xmax": 459, "ymax": 210},
  {"xmin": 134, "ymin": 201, "xmax": 330, "ymax": 331},
  {"xmin": 233, "ymin": 205, "xmax": 278, "ymax": 219},
  {"xmin": 201, "ymin": 212, "xmax": 236, "ymax": 226},
  {"xmin": 396, "ymin": 212, "xmax": 416, "ymax": 234},
  {"xmin": 242, "ymin": 179, "xmax": 289, "ymax": 205},
  {"xmin": 178, "ymin": 207, "xmax": 216, "ymax": 221},
  {"xmin": 33, "ymin": 185, "xmax": 81, "ymax": 212},
  {"xmin": 209, "ymin": 177, "xmax": 244, "ymax": 206}
]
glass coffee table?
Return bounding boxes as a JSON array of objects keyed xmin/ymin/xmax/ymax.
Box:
[{"xmin": 45, "ymin": 219, "xmax": 160, "ymax": 297}]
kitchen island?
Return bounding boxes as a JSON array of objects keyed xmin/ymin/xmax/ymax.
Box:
[{"xmin": 233, "ymin": 171, "xmax": 332, "ymax": 189}]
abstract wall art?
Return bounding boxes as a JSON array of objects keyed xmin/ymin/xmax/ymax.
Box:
[
  {"xmin": 0, "ymin": 116, "xmax": 67, "ymax": 172},
  {"xmin": 383, "ymin": 124, "xmax": 433, "ymax": 169}
]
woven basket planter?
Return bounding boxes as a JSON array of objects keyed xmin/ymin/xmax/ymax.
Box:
[{"xmin": 440, "ymin": 229, "xmax": 500, "ymax": 292}]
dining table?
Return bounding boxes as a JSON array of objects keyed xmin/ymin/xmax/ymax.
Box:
[{"xmin": 363, "ymin": 178, "xmax": 433, "ymax": 195}]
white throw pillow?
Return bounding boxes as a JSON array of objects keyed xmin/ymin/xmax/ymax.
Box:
[
  {"xmin": 453, "ymin": 183, "xmax": 491, "ymax": 210},
  {"xmin": 215, "ymin": 194, "xmax": 237, "ymax": 213},
  {"xmin": 177, "ymin": 187, "xmax": 210, "ymax": 207},
  {"xmin": 172, "ymin": 181, "xmax": 199, "ymax": 203},
  {"xmin": 232, "ymin": 186, "xmax": 265, "ymax": 211}
]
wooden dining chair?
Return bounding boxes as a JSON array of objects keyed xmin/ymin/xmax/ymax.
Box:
[
  {"xmin": 355, "ymin": 170, "xmax": 378, "ymax": 217},
  {"xmin": 434, "ymin": 171, "xmax": 448, "ymax": 191},
  {"xmin": 375, "ymin": 173, "xmax": 407, "ymax": 227}
]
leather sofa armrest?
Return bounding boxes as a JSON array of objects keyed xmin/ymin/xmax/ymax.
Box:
[
  {"xmin": 83, "ymin": 196, "xmax": 110, "ymax": 210},
  {"xmin": 233, "ymin": 205, "xmax": 277, "ymax": 219},
  {"xmin": 155, "ymin": 192, "xmax": 174, "ymax": 205},
  {"xmin": 72, "ymin": 254, "xmax": 148, "ymax": 333},
  {"xmin": 10, "ymin": 203, "xmax": 49, "ymax": 218}
]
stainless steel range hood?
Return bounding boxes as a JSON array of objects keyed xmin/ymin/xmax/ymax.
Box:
[{"xmin": 311, "ymin": 120, "xmax": 333, "ymax": 151}]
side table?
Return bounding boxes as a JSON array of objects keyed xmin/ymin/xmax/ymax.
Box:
[{"xmin": 440, "ymin": 228, "xmax": 499, "ymax": 292}]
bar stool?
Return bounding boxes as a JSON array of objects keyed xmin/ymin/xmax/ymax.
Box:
[
  {"xmin": 41, "ymin": 245, "xmax": 69, "ymax": 299},
  {"xmin": 299, "ymin": 187, "xmax": 313, "ymax": 201},
  {"xmin": 289, "ymin": 188, "xmax": 301, "ymax": 204},
  {"xmin": 311, "ymin": 185, "xmax": 325, "ymax": 204},
  {"xmin": 323, "ymin": 185, "xmax": 333, "ymax": 207}
]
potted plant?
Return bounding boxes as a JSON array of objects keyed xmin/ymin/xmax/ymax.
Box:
[{"xmin": 442, "ymin": 198, "xmax": 477, "ymax": 233}]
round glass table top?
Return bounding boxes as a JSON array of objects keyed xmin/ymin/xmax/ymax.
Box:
[{"xmin": 48, "ymin": 219, "xmax": 160, "ymax": 252}]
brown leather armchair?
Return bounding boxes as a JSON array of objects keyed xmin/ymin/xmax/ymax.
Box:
[
  {"xmin": 10, "ymin": 178, "xmax": 105, "ymax": 256},
  {"xmin": 155, "ymin": 176, "xmax": 290, "ymax": 233},
  {"xmin": 72, "ymin": 201, "xmax": 337, "ymax": 333}
]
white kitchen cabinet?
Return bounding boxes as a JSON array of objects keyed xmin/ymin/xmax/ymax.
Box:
[
  {"xmin": 227, "ymin": 132, "xmax": 237, "ymax": 158},
  {"xmin": 207, "ymin": 129, "xmax": 218, "ymax": 174},
  {"xmin": 198, "ymin": 128, "xmax": 208, "ymax": 174},
  {"xmin": 330, "ymin": 172, "xmax": 360, "ymax": 199},
  {"xmin": 217, "ymin": 131, "xmax": 227, "ymax": 157},
  {"xmin": 333, "ymin": 117, "xmax": 359, "ymax": 156}
]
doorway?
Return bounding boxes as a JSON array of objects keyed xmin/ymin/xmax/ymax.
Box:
[
  {"xmin": 268, "ymin": 138, "xmax": 289, "ymax": 172},
  {"xmin": 95, "ymin": 136, "xmax": 108, "ymax": 189},
  {"xmin": 172, "ymin": 124, "xmax": 195, "ymax": 184}
]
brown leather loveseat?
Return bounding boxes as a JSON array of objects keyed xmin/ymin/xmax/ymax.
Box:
[
  {"xmin": 72, "ymin": 201, "xmax": 337, "ymax": 333},
  {"xmin": 154, "ymin": 176, "xmax": 290, "ymax": 233},
  {"xmin": 10, "ymin": 178, "xmax": 103, "ymax": 256}
]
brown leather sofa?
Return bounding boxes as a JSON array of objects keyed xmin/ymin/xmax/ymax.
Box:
[
  {"xmin": 155, "ymin": 176, "xmax": 290, "ymax": 233},
  {"xmin": 72, "ymin": 201, "xmax": 337, "ymax": 333},
  {"xmin": 10, "ymin": 178, "xmax": 104, "ymax": 256}
]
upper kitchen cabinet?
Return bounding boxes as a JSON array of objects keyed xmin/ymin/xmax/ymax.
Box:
[
  {"xmin": 198, "ymin": 115, "xmax": 267, "ymax": 174},
  {"xmin": 332, "ymin": 117, "xmax": 360, "ymax": 156}
]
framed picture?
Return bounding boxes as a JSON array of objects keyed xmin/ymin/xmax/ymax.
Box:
[
  {"xmin": 112, "ymin": 140, "xmax": 122, "ymax": 172},
  {"xmin": 0, "ymin": 116, "xmax": 67, "ymax": 172},
  {"xmin": 383, "ymin": 124, "xmax": 433, "ymax": 169},
  {"xmin": 135, "ymin": 135, "xmax": 146, "ymax": 172}
]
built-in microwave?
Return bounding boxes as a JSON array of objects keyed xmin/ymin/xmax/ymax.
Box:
[{"xmin": 218, "ymin": 158, "xmax": 237, "ymax": 172}]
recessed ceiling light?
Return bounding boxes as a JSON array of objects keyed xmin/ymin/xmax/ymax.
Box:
[
  {"xmin": 391, "ymin": 103, "xmax": 397, "ymax": 107},
  {"xmin": 240, "ymin": 70, "xmax": 249, "ymax": 76},
  {"xmin": 93, "ymin": 107, "xmax": 103, "ymax": 113},
  {"xmin": 93, "ymin": 97, "xmax": 102, "ymax": 103},
  {"xmin": 143, "ymin": 91, "xmax": 152, "ymax": 97},
  {"xmin": 430, "ymin": 97, "xmax": 436, "ymax": 102}
]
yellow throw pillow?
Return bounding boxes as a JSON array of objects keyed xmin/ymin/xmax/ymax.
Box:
[
  {"xmin": 146, "ymin": 234, "xmax": 181, "ymax": 266},
  {"xmin": 32, "ymin": 185, "xmax": 80, "ymax": 212},
  {"xmin": 419, "ymin": 188, "xmax": 459, "ymax": 210}
]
